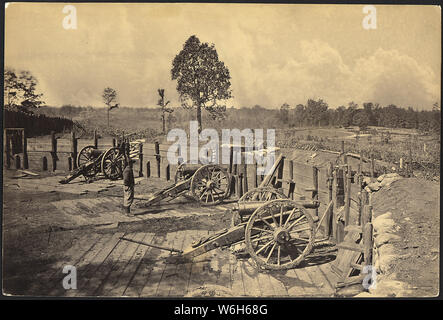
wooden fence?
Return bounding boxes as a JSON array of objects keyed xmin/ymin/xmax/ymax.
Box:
[{"xmin": 5, "ymin": 129, "xmax": 374, "ymax": 244}]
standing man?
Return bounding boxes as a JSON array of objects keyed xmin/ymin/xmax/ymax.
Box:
[{"xmin": 123, "ymin": 156, "xmax": 135, "ymax": 216}]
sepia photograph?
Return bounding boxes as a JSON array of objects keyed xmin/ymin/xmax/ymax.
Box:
[{"xmin": 2, "ymin": 2, "xmax": 441, "ymax": 302}]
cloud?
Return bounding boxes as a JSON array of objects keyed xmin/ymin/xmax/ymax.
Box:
[
  {"xmin": 232, "ymin": 40, "xmax": 440, "ymax": 109},
  {"xmin": 5, "ymin": 4, "xmax": 440, "ymax": 110},
  {"xmin": 352, "ymin": 48, "xmax": 440, "ymax": 108}
]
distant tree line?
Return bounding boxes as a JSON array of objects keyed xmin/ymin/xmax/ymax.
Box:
[{"xmin": 279, "ymin": 99, "xmax": 441, "ymax": 134}]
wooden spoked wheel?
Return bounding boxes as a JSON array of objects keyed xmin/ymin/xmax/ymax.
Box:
[
  {"xmin": 239, "ymin": 187, "xmax": 287, "ymax": 202},
  {"xmin": 245, "ymin": 199, "xmax": 315, "ymax": 270},
  {"xmin": 101, "ymin": 147, "xmax": 124, "ymax": 180},
  {"xmin": 231, "ymin": 187, "xmax": 288, "ymax": 227},
  {"xmin": 76, "ymin": 145, "xmax": 99, "ymax": 177},
  {"xmin": 174, "ymin": 162, "xmax": 196, "ymax": 183},
  {"xmin": 190, "ymin": 164, "xmax": 231, "ymax": 206}
]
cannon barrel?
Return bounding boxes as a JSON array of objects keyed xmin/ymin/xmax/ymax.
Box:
[
  {"xmin": 235, "ymin": 200, "xmax": 320, "ymax": 216},
  {"xmin": 90, "ymin": 149, "xmax": 104, "ymax": 158}
]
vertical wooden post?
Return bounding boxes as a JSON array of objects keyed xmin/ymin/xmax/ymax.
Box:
[
  {"xmin": 288, "ymin": 160, "xmax": 294, "ymax": 200},
  {"xmin": 15, "ymin": 154, "xmax": 21, "ymax": 169},
  {"xmin": 238, "ymin": 173, "xmax": 244, "ymax": 198},
  {"xmin": 68, "ymin": 157, "xmax": 73, "ymax": 171},
  {"xmin": 5, "ymin": 132, "xmax": 11, "ymax": 168},
  {"xmin": 362, "ymin": 202, "xmax": 373, "ymax": 267},
  {"xmin": 22, "ymin": 130, "xmax": 28, "ymax": 169},
  {"xmin": 289, "ymin": 160, "xmax": 294, "ymax": 181},
  {"xmin": 42, "ymin": 156, "xmax": 48, "ymax": 171},
  {"xmin": 229, "ymin": 146, "xmax": 234, "ymax": 174},
  {"xmin": 233, "ymin": 163, "xmax": 238, "ymax": 197},
  {"xmin": 341, "ymin": 140, "xmax": 345, "ymax": 165},
  {"xmin": 138, "ymin": 143, "xmax": 143, "ymax": 177},
  {"xmin": 312, "ymin": 166, "xmax": 319, "ymax": 217},
  {"xmin": 165, "ymin": 164, "xmax": 170, "ymax": 181},
  {"xmin": 112, "ymin": 138, "xmax": 116, "ymax": 148},
  {"xmin": 155, "ymin": 142, "xmax": 161, "ymax": 178},
  {"xmin": 326, "ymin": 162, "xmax": 334, "ymax": 238},
  {"xmin": 254, "ymin": 161, "xmax": 258, "ymax": 188},
  {"xmin": 243, "ymin": 157, "xmax": 248, "ymax": 194},
  {"xmin": 71, "ymin": 131, "xmax": 77, "ymax": 169},
  {"xmin": 335, "ymin": 168, "xmax": 345, "ymax": 243},
  {"xmin": 51, "ymin": 131, "xmax": 57, "ymax": 171},
  {"xmin": 146, "ymin": 161, "xmax": 151, "ymax": 178},
  {"xmin": 344, "ymin": 166, "xmax": 352, "ymax": 226},
  {"xmin": 93, "ymin": 129, "xmax": 98, "ymax": 148},
  {"xmin": 276, "ymin": 157, "xmax": 284, "ymax": 190}
]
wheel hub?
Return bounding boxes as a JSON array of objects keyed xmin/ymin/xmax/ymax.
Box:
[
  {"xmin": 273, "ymin": 228, "xmax": 290, "ymax": 244},
  {"xmin": 206, "ymin": 180, "xmax": 215, "ymax": 189}
]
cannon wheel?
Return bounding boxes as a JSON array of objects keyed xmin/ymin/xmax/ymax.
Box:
[
  {"xmin": 245, "ymin": 199, "xmax": 315, "ymax": 270},
  {"xmin": 101, "ymin": 147, "xmax": 124, "ymax": 180},
  {"xmin": 231, "ymin": 187, "xmax": 288, "ymax": 227},
  {"xmin": 190, "ymin": 164, "xmax": 231, "ymax": 206},
  {"xmin": 174, "ymin": 162, "xmax": 195, "ymax": 183},
  {"xmin": 77, "ymin": 145, "xmax": 99, "ymax": 177}
]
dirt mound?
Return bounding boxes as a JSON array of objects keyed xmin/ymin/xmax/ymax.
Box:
[{"xmin": 371, "ymin": 178, "xmax": 439, "ymax": 296}]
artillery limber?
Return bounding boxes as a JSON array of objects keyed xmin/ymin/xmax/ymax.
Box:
[
  {"xmin": 59, "ymin": 143, "xmax": 127, "ymax": 184},
  {"xmin": 141, "ymin": 163, "xmax": 231, "ymax": 207}
]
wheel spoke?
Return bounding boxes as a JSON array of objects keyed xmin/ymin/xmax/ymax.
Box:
[
  {"xmin": 199, "ymin": 188, "xmax": 208, "ymax": 200},
  {"xmin": 250, "ymin": 235, "xmax": 273, "ymax": 243},
  {"xmin": 209, "ymin": 189, "xmax": 215, "ymax": 202},
  {"xmin": 283, "ymin": 208, "xmax": 296, "ymax": 228},
  {"xmin": 287, "ymin": 215, "xmax": 306, "ymax": 230},
  {"xmin": 266, "ymin": 243, "xmax": 277, "ymax": 263},
  {"xmin": 255, "ymin": 239, "xmax": 274, "ymax": 255},
  {"xmin": 277, "ymin": 246, "xmax": 281, "ymax": 265},
  {"xmin": 252, "ymin": 227, "xmax": 273, "ymax": 234},
  {"xmin": 290, "ymin": 226, "xmax": 312, "ymax": 233},
  {"xmin": 261, "ymin": 217, "xmax": 275, "ymax": 230},
  {"xmin": 291, "ymin": 236, "xmax": 310, "ymax": 242},
  {"xmin": 269, "ymin": 209, "xmax": 279, "ymax": 226},
  {"xmin": 279, "ymin": 206, "xmax": 284, "ymax": 226}
]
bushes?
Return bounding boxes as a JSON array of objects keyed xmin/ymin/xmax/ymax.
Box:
[
  {"xmin": 4, "ymin": 109, "xmax": 74, "ymax": 137},
  {"xmin": 276, "ymin": 129, "xmax": 440, "ymax": 180}
]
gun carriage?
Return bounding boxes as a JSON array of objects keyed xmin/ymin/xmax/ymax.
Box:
[
  {"xmin": 142, "ymin": 163, "xmax": 231, "ymax": 207},
  {"xmin": 59, "ymin": 144, "xmax": 127, "ymax": 184}
]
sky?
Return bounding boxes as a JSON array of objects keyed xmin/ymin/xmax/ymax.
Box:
[{"xmin": 4, "ymin": 3, "xmax": 441, "ymax": 110}]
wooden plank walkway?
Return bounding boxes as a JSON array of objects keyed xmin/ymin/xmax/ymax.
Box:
[{"xmin": 31, "ymin": 230, "xmax": 340, "ymax": 297}]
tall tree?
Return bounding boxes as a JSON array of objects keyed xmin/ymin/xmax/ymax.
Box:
[
  {"xmin": 102, "ymin": 87, "xmax": 118, "ymax": 128},
  {"xmin": 279, "ymin": 103, "xmax": 290, "ymax": 124},
  {"xmin": 171, "ymin": 35, "xmax": 232, "ymax": 132},
  {"xmin": 157, "ymin": 88, "xmax": 174, "ymax": 135},
  {"xmin": 4, "ymin": 68, "xmax": 45, "ymax": 113},
  {"xmin": 353, "ymin": 110, "xmax": 370, "ymax": 130},
  {"xmin": 294, "ymin": 104, "xmax": 306, "ymax": 127},
  {"xmin": 305, "ymin": 99, "xmax": 328, "ymax": 126}
]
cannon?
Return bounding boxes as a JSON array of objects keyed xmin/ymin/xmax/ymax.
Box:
[
  {"xmin": 141, "ymin": 163, "xmax": 231, "ymax": 207},
  {"xmin": 59, "ymin": 144, "xmax": 126, "ymax": 184},
  {"xmin": 121, "ymin": 198, "xmax": 321, "ymax": 270}
]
